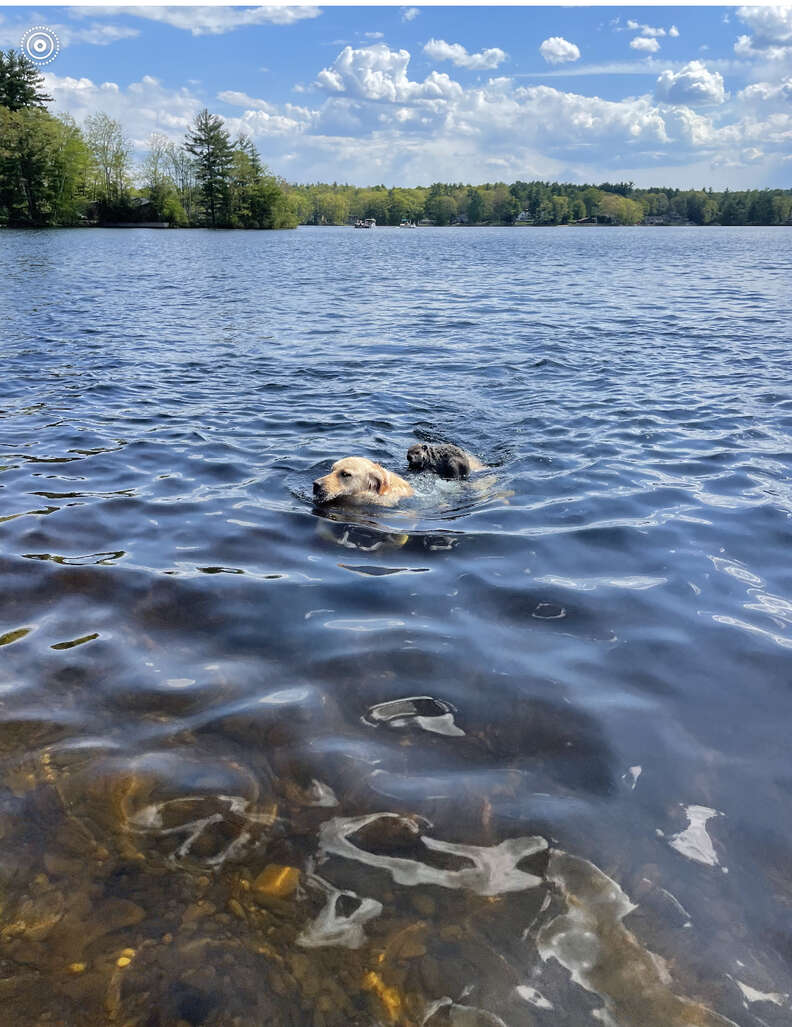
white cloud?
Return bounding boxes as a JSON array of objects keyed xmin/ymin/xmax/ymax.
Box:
[
  {"xmin": 424, "ymin": 38, "xmax": 507, "ymax": 71},
  {"xmin": 734, "ymin": 34, "xmax": 792, "ymax": 61},
  {"xmin": 316, "ymin": 44, "xmax": 462, "ymax": 102},
  {"xmin": 627, "ymin": 20, "xmax": 666, "ymax": 38},
  {"xmin": 364, "ymin": 32, "xmax": 384, "ymax": 40},
  {"xmin": 401, "ymin": 8, "xmax": 420, "ymax": 22},
  {"xmin": 0, "ymin": 18, "xmax": 139, "ymax": 47},
  {"xmin": 631, "ymin": 37, "xmax": 661, "ymax": 54},
  {"xmin": 36, "ymin": 37, "xmax": 792, "ymax": 191},
  {"xmin": 520, "ymin": 57, "xmax": 749, "ymax": 80},
  {"xmin": 737, "ymin": 6, "xmax": 792, "ymax": 45},
  {"xmin": 43, "ymin": 71, "xmax": 203, "ymax": 149},
  {"xmin": 508, "ymin": 83, "xmax": 669, "ymax": 147},
  {"xmin": 622, "ymin": 19, "xmax": 680, "ymax": 39},
  {"xmin": 85, "ymin": 6, "xmax": 321, "ymax": 36},
  {"xmin": 539, "ymin": 37, "xmax": 581, "ymax": 65},
  {"xmin": 734, "ymin": 6, "xmax": 792, "ymax": 60},
  {"xmin": 218, "ymin": 90, "xmax": 277, "ymax": 113},
  {"xmin": 655, "ymin": 61, "xmax": 726, "ymax": 106},
  {"xmin": 738, "ymin": 76, "xmax": 792, "ymax": 106},
  {"xmin": 224, "ymin": 107, "xmax": 315, "ymax": 138}
]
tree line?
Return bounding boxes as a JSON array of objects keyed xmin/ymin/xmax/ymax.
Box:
[
  {"xmin": 0, "ymin": 50, "xmax": 298, "ymax": 228},
  {"xmin": 2, "ymin": 49, "xmax": 790, "ymax": 230},
  {"xmin": 291, "ymin": 179, "xmax": 792, "ymax": 227}
]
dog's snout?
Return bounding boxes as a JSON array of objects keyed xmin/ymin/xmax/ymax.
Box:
[{"xmin": 313, "ymin": 479, "xmax": 323, "ymax": 495}]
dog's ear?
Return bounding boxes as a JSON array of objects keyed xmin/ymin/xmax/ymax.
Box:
[{"xmin": 368, "ymin": 468, "xmax": 387, "ymax": 494}]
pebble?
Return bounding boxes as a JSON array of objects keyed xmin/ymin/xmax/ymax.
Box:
[
  {"xmin": 253, "ymin": 864, "xmax": 300, "ymax": 899},
  {"xmin": 228, "ymin": 899, "xmax": 246, "ymax": 920},
  {"xmin": 411, "ymin": 894, "xmax": 436, "ymax": 917}
]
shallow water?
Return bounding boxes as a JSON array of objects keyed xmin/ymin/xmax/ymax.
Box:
[{"xmin": 1, "ymin": 225, "xmax": 792, "ymax": 1026}]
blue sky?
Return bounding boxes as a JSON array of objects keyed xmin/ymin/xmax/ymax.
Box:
[{"xmin": 3, "ymin": 5, "xmax": 791, "ymax": 188}]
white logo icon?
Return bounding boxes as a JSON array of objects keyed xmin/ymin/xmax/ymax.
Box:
[{"xmin": 20, "ymin": 26, "xmax": 60, "ymax": 66}]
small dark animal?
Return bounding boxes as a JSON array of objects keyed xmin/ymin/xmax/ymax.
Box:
[{"xmin": 406, "ymin": 443, "xmax": 484, "ymax": 479}]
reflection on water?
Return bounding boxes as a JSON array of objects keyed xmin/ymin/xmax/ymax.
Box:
[{"xmin": 2, "ymin": 226, "xmax": 792, "ymax": 1025}]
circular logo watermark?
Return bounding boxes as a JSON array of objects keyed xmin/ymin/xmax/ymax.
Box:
[{"xmin": 20, "ymin": 26, "xmax": 60, "ymax": 66}]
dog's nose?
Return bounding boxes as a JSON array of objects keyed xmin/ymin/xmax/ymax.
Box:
[{"xmin": 313, "ymin": 480, "xmax": 325, "ymax": 498}]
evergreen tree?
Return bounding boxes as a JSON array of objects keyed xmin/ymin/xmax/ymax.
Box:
[
  {"xmin": 0, "ymin": 50, "xmax": 52, "ymax": 111},
  {"xmin": 185, "ymin": 109, "xmax": 234, "ymax": 227}
]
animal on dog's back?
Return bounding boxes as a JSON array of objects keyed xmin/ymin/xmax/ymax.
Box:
[
  {"xmin": 313, "ymin": 456, "xmax": 414, "ymax": 507},
  {"xmin": 406, "ymin": 442, "xmax": 485, "ymax": 479}
]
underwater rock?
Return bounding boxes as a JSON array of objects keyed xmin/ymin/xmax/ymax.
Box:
[
  {"xmin": 253, "ymin": 864, "xmax": 300, "ymax": 899},
  {"xmin": 538, "ymin": 849, "xmax": 738, "ymax": 1026},
  {"xmin": 56, "ymin": 751, "xmax": 277, "ymax": 868}
]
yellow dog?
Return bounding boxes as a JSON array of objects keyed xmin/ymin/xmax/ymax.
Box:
[{"xmin": 313, "ymin": 457, "xmax": 414, "ymax": 507}]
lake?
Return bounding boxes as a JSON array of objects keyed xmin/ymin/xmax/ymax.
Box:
[{"xmin": 1, "ymin": 225, "xmax": 791, "ymax": 1026}]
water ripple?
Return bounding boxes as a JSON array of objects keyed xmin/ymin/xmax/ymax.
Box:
[{"xmin": 1, "ymin": 226, "xmax": 791, "ymax": 1026}]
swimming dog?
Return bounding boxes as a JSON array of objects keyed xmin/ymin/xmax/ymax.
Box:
[
  {"xmin": 406, "ymin": 443, "xmax": 484, "ymax": 479},
  {"xmin": 314, "ymin": 457, "xmax": 414, "ymax": 507}
]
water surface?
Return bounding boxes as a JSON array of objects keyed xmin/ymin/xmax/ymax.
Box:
[{"xmin": 1, "ymin": 225, "xmax": 792, "ymax": 1026}]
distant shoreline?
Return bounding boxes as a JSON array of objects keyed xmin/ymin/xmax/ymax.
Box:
[{"xmin": 2, "ymin": 221, "xmax": 790, "ymax": 231}]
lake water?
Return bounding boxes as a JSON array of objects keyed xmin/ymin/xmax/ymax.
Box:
[{"xmin": 1, "ymin": 225, "xmax": 792, "ymax": 1027}]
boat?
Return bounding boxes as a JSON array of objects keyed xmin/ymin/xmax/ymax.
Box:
[
  {"xmin": 354, "ymin": 218, "xmax": 376, "ymax": 229},
  {"xmin": 399, "ymin": 220, "xmax": 416, "ymax": 228}
]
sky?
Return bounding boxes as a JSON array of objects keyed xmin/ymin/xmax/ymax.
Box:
[{"xmin": 2, "ymin": 4, "xmax": 791, "ymax": 189}]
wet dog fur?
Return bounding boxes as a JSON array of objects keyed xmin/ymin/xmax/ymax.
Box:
[
  {"xmin": 406, "ymin": 443, "xmax": 484, "ymax": 479},
  {"xmin": 314, "ymin": 457, "xmax": 414, "ymax": 507}
]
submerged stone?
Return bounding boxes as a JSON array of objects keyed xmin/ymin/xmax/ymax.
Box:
[{"xmin": 253, "ymin": 864, "xmax": 301, "ymax": 899}]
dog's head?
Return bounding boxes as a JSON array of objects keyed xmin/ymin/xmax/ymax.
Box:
[
  {"xmin": 313, "ymin": 457, "xmax": 388, "ymax": 504},
  {"xmin": 407, "ymin": 443, "xmax": 432, "ymax": 471},
  {"xmin": 407, "ymin": 443, "xmax": 469, "ymax": 479}
]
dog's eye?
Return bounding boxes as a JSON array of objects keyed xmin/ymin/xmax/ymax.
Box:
[{"xmin": 340, "ymin": 470, "xmax": 352, "ymax": 478}]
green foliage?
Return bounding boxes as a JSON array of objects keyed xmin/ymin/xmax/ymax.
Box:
[
  {"xmin": 178, "ymin": 113, "xmax": 295, "ymax": 229},
  {"xmin": 0, "ymin": 50, "xmax": 52, "ymax": 112},
  {"xmin": 596, "ymin": 192, "xmax": 645, "ymax": 225},
  {"xmin": 185, "ymin": 108, "xmax": 234, "ymax": 227},
  {"xmin": 425, "ymin": 192, "xmax": 457, "ymax": 226},
  {"xmin": 0, "ymin": 107, "xmax": 89, "ymax": 226},
  {"xmin": 288, "ymin": 179, "xmax": 792, "ymax": 228},
  {"xmin": 84, "ymin": 113, "xmax": 132, "ymax": 210}
]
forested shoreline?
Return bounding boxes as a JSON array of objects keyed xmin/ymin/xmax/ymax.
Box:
[
  {"xmin": 289, "ymin": 179, "xmax": 792, "ymax": 228},
  {"xmin": 0, "ymin": 50, "xmax": 298, "ymax": 229},
  {"xmin": 2, "ymin": 49, "xmax": 791, "ymax": 231}
]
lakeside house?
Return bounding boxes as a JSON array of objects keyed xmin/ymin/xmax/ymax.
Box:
[
  {"xmin": 571, "ymin": 214, "xmax": 616, "ymax": 225},
  {"xmin": 642, "ymin": 213, "xmax": 695, "ymax": 226},
  {"xmin": 86, "ymin": 196, "xmax": 170, "ymax": 228}
]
